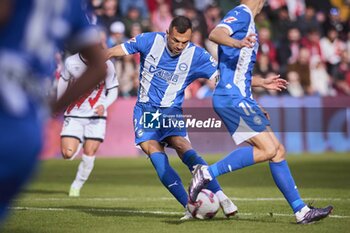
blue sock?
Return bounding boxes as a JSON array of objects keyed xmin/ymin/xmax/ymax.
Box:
[
  {"xmin": 208, "ymin": 147, "xmax": 255, "ymax": 178},
  {"xmin": 269, "ymin": 160, "xmax": 306, "ymax": 213},
  {"xmin": 150, "ymin": 152, "xmax": 188, "ymax": 207},
  {"xmin": 181, "ymin": 149, "xmax": 221, "ymax": 193}
]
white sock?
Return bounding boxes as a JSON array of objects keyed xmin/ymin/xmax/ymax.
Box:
[
  {"xmin": 71, "ymin": 154, "xmax": 95, "ymax": 189},
  {"xmin": 295, "ymin": 205, "xmax": 311, "ymax": 222},
  {"xmin": 215, "ymin": 190, "xmax": 229, "ymax": 202}
]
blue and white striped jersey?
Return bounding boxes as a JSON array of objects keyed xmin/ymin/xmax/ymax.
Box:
[
  {"xmin": 214, "ymin": 4, "xmax": 259, "ymax": 98},
  {"xmin": 0, "ymin": 0, "xmax": 99, "ymax": 115},
  {"xmin": 121, "ymin": 32, "xmax": 218, "ymax": 107}
]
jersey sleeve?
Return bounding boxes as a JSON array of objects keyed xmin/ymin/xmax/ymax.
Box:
[
  {"xmin": 194, "ymin": 50, "xmax": 218, "ymax": 80},
  {"xmin": 61, "ymin": 59, "xmax": 72, "ymax": 81},
  {"xmin": 105, "ymin": 60, "xmax": 119, "ymax": 90},
  {"xmin": 121, "ymin": 32, "xmax": 154, "ymax": 55},
  {"xmin": 216, "ymin": 10, "xmax": 250, "ymax": 36}
]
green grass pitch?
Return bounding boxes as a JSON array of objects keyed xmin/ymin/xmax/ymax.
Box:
[{"xmin": 2, "ymin": 153, "xmax": 350, "ymax": 233}]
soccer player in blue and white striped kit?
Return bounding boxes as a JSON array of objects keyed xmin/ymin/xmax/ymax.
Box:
[
  {"xmin": 108, "ymin": 16, "xmax": 285, "ymax": 219},
  {"xmin": 0, "ymin": 0, "xmax": 107, "ymax": 224},
  {"xmin": 188, "ymin": 0, "xmax": 333, "ymax": 224}
]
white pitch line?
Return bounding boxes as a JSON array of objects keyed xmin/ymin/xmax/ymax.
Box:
[
  {"xmin": 17, "ymin": 197, "xmax": 350, "ymax": 202},
  {"xmin": 9, "ymin": 207, "xmax": 350, "ymax": 219}
]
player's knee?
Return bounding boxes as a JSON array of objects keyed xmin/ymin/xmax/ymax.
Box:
[
  {"xmin": 262, "ymin": 145, "xmax": 278, "ymax": 161},
  {"xmin": 83, "ymin": 148, "xmax": 97, "ymax": 156},
  {"xmin": 272, "ymin": 143, "xmax": 286, "ymax": 162},
  {"xmin": 61, "ymin": 148, "xmax": 75, "ymax": 159}
]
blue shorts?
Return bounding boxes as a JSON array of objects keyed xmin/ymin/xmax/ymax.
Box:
[
  {"xmin": 213, "ymin": 95, "xmax": 270, "ymax": 145},
  {"xmin": 0, "ymin": 103, "xmax": 42, "ymax": 221},
  {"xmin": 133, "ymin": 103, "xmax": 187, "ymax": 145}
]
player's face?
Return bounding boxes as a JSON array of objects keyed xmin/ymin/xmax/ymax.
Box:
[{"xmin": 166, "ymin": 27, "xmax": 192, "ymax": 55}]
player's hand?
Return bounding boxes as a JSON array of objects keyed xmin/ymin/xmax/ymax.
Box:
[
  {"xmin": 238, "ymin": 33, "xmax": 257, "ymax": 48},
  {"xmin": 94, "ymin": 104, "xmax": 105, "ymax": 116},
  {"xmin": 262, "ymin": 74, "xmax": 288, "ymax": 91}
]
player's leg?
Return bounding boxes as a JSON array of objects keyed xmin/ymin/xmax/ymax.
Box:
[
  {"xmin": 166, "ymin": 136, "xmax": 238, "ymax": 216},
  {"xmin": 140, "ymin": 140, "xmax": 188, "ymax": 208},
  {"xmin": 0, "ymin": 106, "xmax": 42, "ymax": 223},
  {"xmin": 69, "ymin": 118, "xmax": 105, "ymax": 197},
  {"xmin": 69, "ymin": 139, "xmax": 100, "ymax": 197},
  {"xmin": 265, "ymin": 127, "xmax": 333, "ymax": 224},
  {"xmin": 60, "ymin": 117, "xmax": 84, "ymax": 160}
]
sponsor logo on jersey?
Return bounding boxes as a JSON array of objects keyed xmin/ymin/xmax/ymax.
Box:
[{"xmin": 224, "ymin": 16, "xmax": 237, "ymax": 23}]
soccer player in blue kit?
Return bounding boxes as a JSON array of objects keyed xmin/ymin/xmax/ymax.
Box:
[
  {"xmin": 188, "ymin": 0, "xmax": 333, "ymax": 224},
  {"xmin": 0, "ymin": 0, "xmax": 107, "ymax": 224},
  {"xmin": 108, "ymin": 16, "xmax": 286, "ymax": 219}
]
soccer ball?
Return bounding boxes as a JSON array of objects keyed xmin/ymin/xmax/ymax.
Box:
[{"xmin": 187, "ymin": 189, "xmax": 220, "ymax": 219}]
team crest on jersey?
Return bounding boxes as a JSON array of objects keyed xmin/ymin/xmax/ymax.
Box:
[
  {"xmin": 253, "ymin": 115, "xmax": 262, "ymax": 125},
  {"xmin": 179, "ymin": 63, "xmax": 188, "ymax": 71},
  {"xmin": 136, "ymin": 129, "xmax": 144, "ymax": 138},
  {"xmin": 224, "ymin": 16, "xmax": 237, "ymax": 23}
]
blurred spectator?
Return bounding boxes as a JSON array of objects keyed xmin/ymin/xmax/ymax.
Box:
[
  {"xmin": 147, "ymin": 0, "xmax": 172, "ymax": 14},
  {"xmin": 305, "ymin": 0, "xmax": 332, "ymax": 14},
  {"xmin": 277, "ymin": 27, "xmax": 302, "ymax": 75},
  {"xmin": 286, "ymin": 0, "xmax": 306, "ymax": 21},
  {"xmin": 172, "ymin": 0, "xmax": 194, "ymax": 16},
  {"xmin": 255, "ymin": 11, "xmax": 271, "ymax": 31},
  {"xmin": 296, "ymin": 5, "xmax": 321, "ymax": 36},
  {"xmin": 218, "ymin": 0, "xmax": 240, "ymax": 15},
  {"xmin": 287, "ymin": 47, "xmax": 314, "ymax": 95},
  {"xmin": 183, "ymin": 5, "xmax": 208, "ymax": 38},
  {"xmin": 333, "ymin": 50, "xmax": 350, "ymax": 95},
  {"xmin": 97, "ymin": 0, "xmax": 121, "ymax": 32},
  {"xmin": 204, "ymin": 4, "xmax": 222, "ymax": 34},
  {"xmin": 310, "ymin": 56, "xmax": 335, "ymax": 96},
  {"xmin": 300, "ymin": 28, "xmax": 323, "ymax": 59},
  {"xmin": 323, "ymin": 7, "xmax": 349, "ymax": 40},
  {"xmin": 150, "ymin": 2, "xmax": 173, "ymax": 32},
  {"xmin": 194, "ymin": 0, "xmax": 218, "ymax": 12},
  {"xmin": 257, "ymin": 27, "xmax": 279, "ymax": 71},
  {"xmin": 320, "ymin": 27, "xmax": 346, "ymax": 77},
  {"xmin": 269, "ymin": 6, "xmax": 295, "ymax": 43},
  {"xmin": 123, "ymin": 6, "xmax": 150, "ymax": 38},
  {"xmin": 286, "ymin": 71, "xmax": 304, "ymax": 97},
  {"xmin": 119, "ymin": 0, "xmax": 149, "ymax": 19},
  {"xmin": 107, "ymin": 21, "xmax": 127, "ymax": 48},
  {"xmin": 330, "ymin": 0, "xmax": 350, "ymax": 23}
]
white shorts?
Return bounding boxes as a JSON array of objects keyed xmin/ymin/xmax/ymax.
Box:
[{"xmin": 60, "ymin": 117, "xmax": 106, "ymax": 142}]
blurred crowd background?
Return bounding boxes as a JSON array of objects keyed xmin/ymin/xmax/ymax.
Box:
[{"xmin": 57, "ymin": 0, "xmax": 350, "ymax": 100}]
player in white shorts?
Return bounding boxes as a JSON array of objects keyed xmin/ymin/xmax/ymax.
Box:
[{"xmin": 57, "ymin": 51, "xmax": 118, "ymax": 197}]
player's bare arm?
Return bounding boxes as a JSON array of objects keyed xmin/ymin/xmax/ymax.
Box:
[
  {"xmin": 52, "ymin": 44, "xmax": 107, "ymax": 113},
  {"xmin": 252, "ymin": 75, "xmax": 288, "ymax": 91},
  {"xmin": 107, "ymin": 44, "xmax": 127, "ymax": 59},
  {"xmin": 209, "ymin": 27, "xmax": 256, "ymax": 48}
]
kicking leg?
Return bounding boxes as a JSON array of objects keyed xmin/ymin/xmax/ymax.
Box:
[
  {"xmin": 167, "ymin": 136, "xmax": 237, "ymax": 217},
  {"xmin": 140, "ymin": 140, "xmax": 188, "ymax": 208}
]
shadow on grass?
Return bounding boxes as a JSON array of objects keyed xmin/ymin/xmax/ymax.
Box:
[
  {"xmin": 164, "ymin": 215, "xmax": 286, "ymax": 225},
  {"xmin": 22, "ymin": 189, "xmax": 67, "ymax": 195},
  {"xmin": 67, "ymin": 205, "xmax": 180, "ymax": 219}
]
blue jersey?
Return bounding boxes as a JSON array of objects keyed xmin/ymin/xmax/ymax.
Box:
[
  {"xmin": 214, "ymin": 4, "xmax": 259, "ymax": 98},
  {"xmin": 0, "ymin": 0, "xmax": 99, "ymax": 115},
  {"xmin": 122, "ymin": 32, "xmax": 218, "ymax": 108}
]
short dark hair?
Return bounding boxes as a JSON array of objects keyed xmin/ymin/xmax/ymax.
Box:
[{"xmin": 169, "ymin": 16, "xmax": 192, "ymax": 33}]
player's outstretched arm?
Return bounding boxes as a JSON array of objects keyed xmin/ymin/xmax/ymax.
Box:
[
  {"xmin": 252, "ymin": 75, "xmax": 288, "ymax": 91},
  {"xmin": 52, "ymin": 44, "xmax": 107, "ymax": 113},
  {"xmin": 107, "ymin": 45, "xmax": 127, "ymax": 59},
  {"xmin": 209, "ymin": 27, "xmax": 256, "ymax": 48}
]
